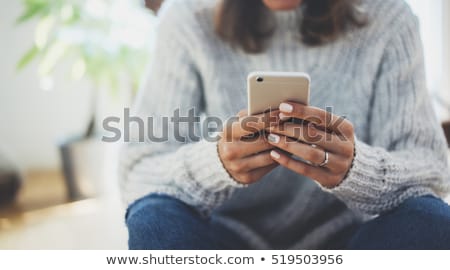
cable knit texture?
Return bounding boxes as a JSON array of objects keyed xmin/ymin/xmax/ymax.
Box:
[{"xmin": 120, "ymin": 0, "xmax": 450, "ymax": 249}]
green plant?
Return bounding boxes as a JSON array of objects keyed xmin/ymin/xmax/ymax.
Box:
[{"xmin": 16, "ymin": 0, "xmax": 155, "ymax": 93}]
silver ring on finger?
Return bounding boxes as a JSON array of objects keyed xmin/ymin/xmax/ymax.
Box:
[{"xmin": 317, "ymin": 150, "xmax": 329, "ymax": 168}]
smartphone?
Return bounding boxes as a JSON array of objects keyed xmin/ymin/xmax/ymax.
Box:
[{"xmin": 247, "ymin": 71, "xmax": 310, "ymax": 116}]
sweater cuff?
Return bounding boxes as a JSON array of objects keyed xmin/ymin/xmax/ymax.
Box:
[
  {"xmin": 322, "ymin": 139, "xmax": 387, "ymax": 211},
  {"xmin": 176, "ymin": 140, "xmax": 244, "ymax": 209}
]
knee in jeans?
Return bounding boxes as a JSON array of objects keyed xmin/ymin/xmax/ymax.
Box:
[
  {"xmin": 349, "ymin": 196, "xmax": 450, "ymax": 249},
  {"xmin": 395, "ymin": 195, "xmax": 450, "ymax": 218},
  {"xmin": 125, "ymin": 194, "xmax": 208, "ymax": 249},
  {"xmin": 126, "ymin": 194, "xmax": 193, "ymax": 230}
]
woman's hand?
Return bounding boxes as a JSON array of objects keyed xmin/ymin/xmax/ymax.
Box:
[
  {"xmin": 218, "ymin": 110, "xmax": 281, "ymax": 185},
  {"xmin": 267, "ymin": 102, "xmax": 355, "ymax": 188}
]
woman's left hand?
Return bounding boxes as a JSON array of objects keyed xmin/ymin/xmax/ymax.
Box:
[{"xmin": 267, "ymin": 102, "xmax": 355, "ymax": 188}]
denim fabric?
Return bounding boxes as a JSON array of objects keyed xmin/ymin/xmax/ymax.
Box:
[
  {"xmin": 347, "ymin": 195, "xmax": 450, "ymax": 249},
  {"xmin": 126, "ymin": 194, "xmax": 450, "ymax": 250},
  {"xmin": 126, "ymin": 194, "xmax": 251, "ymax": 250}
]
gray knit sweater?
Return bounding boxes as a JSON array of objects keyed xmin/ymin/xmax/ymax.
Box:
[{"xmin": 120, "ymin": 0, "xmax": 450, "ymax": 249}]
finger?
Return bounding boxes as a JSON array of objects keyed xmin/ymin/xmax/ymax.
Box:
[
  {"xmin": 268, "ymin": 122, "xmax": 353, "ymax": 155},
  {"xmin": 279, "ymin": 102, "xmax": 354, "ymax": 138},
  {"xmin": 237, "ymin": 109, "xmax": 248, "ymax": 118},
  {"xmin": 220, "ymin": 137, "xmax": 273, "ymax": 160},
  {"xmin": 237, "ymin": 164, "xmax": 278, "ymax": 185},
  {"xmin": 228, "ymin": 152, "xmax": 276, "ymax": 173},
  {"xmin": 270, "ymin": 150, "xmax": 339, "ymax": 188},
  {"xmin": 225, "ymin": 110, "xmax": 281, "ymax": 139},
  {"xmin": 239, "ymin": 137, "xmax": 274, "ymax": 156},
  {"xmin": 267, "ymin": 134, "xmax": 346, "ymax": 173}
]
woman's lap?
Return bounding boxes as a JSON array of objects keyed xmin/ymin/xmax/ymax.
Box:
[{"xmin": 126, "ymin": 194, "xmax": 450, "ymax": 250}]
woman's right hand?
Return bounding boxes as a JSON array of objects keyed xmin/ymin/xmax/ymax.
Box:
[{"xmin": 218, "ymin": 109, "xmax": 281, "ymax": 185}]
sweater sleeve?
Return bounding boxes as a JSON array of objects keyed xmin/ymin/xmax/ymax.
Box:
[
  {"xmin": 325, "ymin": 12, "xmax": 450, "ymax": 215},
  {"xmin": 119, "ymin": 0, "xmax": 241, "ymax": 214}
]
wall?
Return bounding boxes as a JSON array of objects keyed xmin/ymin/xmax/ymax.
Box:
[
  {"xmin": 443, "ymin": 0, "xmax": 450, "ymax": 120},
  {"xmin": 404, "ymin": 0, "xmax": 449, "ymax": 120},
  {"xmin": 0, "ymin": 1, "xmax": 92, "ymax": 170}
]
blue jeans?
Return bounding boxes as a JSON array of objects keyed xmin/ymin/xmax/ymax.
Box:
[{"xmin": 126, "ymin": 194, "xmax": 450, "ymax": 250}]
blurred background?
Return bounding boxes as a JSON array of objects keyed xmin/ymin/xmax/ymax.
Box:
[{"xmin": 0, "ymin": 0, "xmax": 449, "ymax": 249}]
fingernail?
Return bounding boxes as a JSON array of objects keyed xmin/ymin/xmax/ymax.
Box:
[
  {"xmin": 279, "ymin": 113, "xmax": 290, "ymax": 121},
  {"xmin": 279, "ymin": 103, "xmax": 293, "ymax": 113},
  {"xmin": 270, "ymin": 150, "xmax": 281, "ymax": 159},
  {"xmin": 268, "ymin": 134, "xmax": 280, "ymax": 144}
]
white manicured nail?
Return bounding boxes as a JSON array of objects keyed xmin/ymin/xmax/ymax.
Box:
[
  {"xmin": 268, "ymin": 134, "xmax": 280, "ymax": 144},
  {"xmin": 279, "ymin": 103, "xmax": 293, "ymax": 113},
  {"xmin": 271, "ymin": 150, "xmax": 281, "ymax": 159}
]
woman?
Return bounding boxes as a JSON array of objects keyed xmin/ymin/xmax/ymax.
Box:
[{"xmin": 121, "ymin": 0, "xmax": 450, "ymax": 249}]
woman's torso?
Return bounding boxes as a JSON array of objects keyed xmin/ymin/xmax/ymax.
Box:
[{"xmin": 172, "ymin": 0, "xmax": 400, "ymax": 248}]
